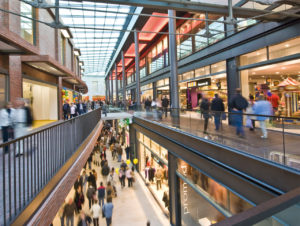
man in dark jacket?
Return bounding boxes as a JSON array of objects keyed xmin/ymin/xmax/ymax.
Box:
[
  {"xmin": 101, "ymin": 162, "xmax": 110, "ymax": 184},
  {"xmin": 200, "ymin": 98, "xmax": 210, "ymax": 134},
  {"xmin": 229, "ymin": 88, "xmax": 248, "ymax": 137},
  {"xmin": 63, "ymin": 101, "xmax": 70, "ymax": 120},
  {"xmin": 63, "ymin": 198, "xmax": 76, "ymax": 226},
  {"xmin": 211, "ymin": 94, "xmax": 225, "ymax": 131},
  {"xmin": 162, "ymin": 96, "xmax": 169, "ymax": 118},
  {"xmin": 74, "ymin": 175, "xmax": 83, "ymax": 191}
]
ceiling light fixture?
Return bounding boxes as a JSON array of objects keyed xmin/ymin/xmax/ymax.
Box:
[{"xmin": 61, "ymin": 29, "xmax": 71, "ymax": 39}]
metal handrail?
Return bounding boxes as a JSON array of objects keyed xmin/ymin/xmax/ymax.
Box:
[{"xmin": 0, "ymin": 108, "xmax": 101, "ymax": 226}]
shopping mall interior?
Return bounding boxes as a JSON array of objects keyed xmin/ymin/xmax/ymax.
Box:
[{"xmin": 1, "ymin": 0, "xmax": 300, "ymax": 225}]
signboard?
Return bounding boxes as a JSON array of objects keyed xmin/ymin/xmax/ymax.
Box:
[{"xmin": 187, "ymin": 78, "xmax": 211, "ymax": 88}]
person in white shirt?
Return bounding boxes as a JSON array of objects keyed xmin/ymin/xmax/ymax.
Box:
[
  {"xmin": 125, "ymin": 167, "xmax": 133, "ymax": 187},
  {"xmin": 90, "ymin": 199, "xmax": 101, "ymax": 226},
  {"xmin": 0, "ymin": 102, "xmax": 15, "ymax": 153},
  {"xmin": 70, "ymin": 103, "xmax": 77, "ymax": 118}
]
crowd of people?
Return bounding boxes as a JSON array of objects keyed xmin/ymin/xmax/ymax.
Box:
[
  {"xmin": 0, "ymin": 98, "xmax": 33, "ymax": 155},
  {"xmin": 57, "ymin": 122, "xmax": 138, "ymax": 226},
  {"xmin": 198, "ymin": 88, "xmax": 275, "ymax": 139}
]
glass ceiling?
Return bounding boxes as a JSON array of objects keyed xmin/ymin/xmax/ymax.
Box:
[{"xmin": 59, "ymin": 1, "xmax": 135, "ymax": 76}]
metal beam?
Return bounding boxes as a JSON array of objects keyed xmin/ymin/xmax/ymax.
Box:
[
  {"xmin": 134, "ymin": 29, "xmax": 141, "ymax": 108},
  {"xmin": 84, "ymin": 0, "xmax": 283, "ymax": 20},
  {"xmin": 115, "ymin": 63, "xmax": 119, "ymax": 103},
  {"xmin": 122, "ymin": 51, "xmax": 126, "ymax": 106}
]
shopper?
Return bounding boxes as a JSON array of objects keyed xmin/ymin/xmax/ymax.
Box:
[
  {"xmin": 101, "ymin": 162, "xmax": 110, "ymax": 184},
  {"xmin": 63, "ymin": 198, "xmax": 76, "ymax": 226},
  {"xmin": 229, "ymin": 88, "xmax": 249, "ymax": 138},
  {"xmin": 74, "ymin": 186, "xmax": 85, "ymax": 214},
  {"xmin": 90, "ymin": 199, "xmax": 101, "ymax": 226},
  {"xmin": 97, "ymin": 182, "xmax": 106, "ymax": 207},
  {"xmin": 74, "ymin": 175, "xmax": 83, "ymax": 191},
  {"xmin": 0, "ymin": 102, "xmax": 15, "ymax": 153},
  {"xmin": 162, "ymin": 96, "xmax": 169, "ymax": 118},
  {"xmin": 125, "ymin": 146, "xmax": 131, "ymax": 160},
  {"xmin": 102, "ymin": 102, "xmax": 108, "ymax": 117},
  {"xmin": 155, "ymin": 168, "xmax": 163, "ymax": 190},
  {"xmin": 106, "ymin": 181, "xmax": 115, "ymax": 199},
  {"xmin": 77, "ymin": 211, "xmax": 92, "ymax": 226},
  {"xmin": 102, "ymin": 197, "xmax": 114, "ymax": 226},
  {"xmin": 58, "ymin": 201, "xmax": 65, "ymax": 226},
  {"xmin": 253, "ymin": 95, "xmax": 272, "ymax": 139},
  {"xmin": 63, "ymin": 101, "xmax": 70, "ymax": 120},
  {"xmin": 200, "ymin": 97, "xmax": 211, "ymax": 134},
  {"xmin": 119, "ymin": 167, "xmax": 126, "ymax": 188},
  {"xmin": 70, "ymin": 103, "xmax": 77, "ymax": 118},
  {"xmin": 86, "ymin": 184, "xmax": 96, "ymax": 209},
  {"xmin": 246, "ymin": 94, "xmax": 256, "ymax": 131},
  {"xmin": 125, "ymin": 167, "xmax": 133, "ymax": 187},
  {"xmin": 210, "ymin": 94, "xmax": 225, "ymax": 131},
  {"xmin": 116, "ymin": 143, "xmax": 123, "ymax": 162},
  {"xmin": 81, "ymin": 171, "xmax": 88, "ymax": 193},
  {"xmin": 87, "ymin": 172, "xmax": 96, "ymax": 190},
  {"xmin": 76, "ymin": 100, "xmax": 84, "ymax": 115}
]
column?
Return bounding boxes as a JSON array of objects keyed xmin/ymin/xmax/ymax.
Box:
[
  {"xmin": 168, "ymin": 10, "xmax": 180, "ymax": 126},
  {"xmin": 58, "ymin": 77, "xmax": 63, "ymax": 120},
  {"xmin": 9, "ymin": 55, "xmax": 22, "ymax": 104},
  {"xmin": 107, "ymin": 78, "xmax": 111, "ymax": 104},
  {"xmin": 225, "ymin": 0, "xmax": 236, "ymax": 37},
  {"xmin": 110, "ymin": 71, "xmax": 114, "ymax": 105},
  {"xmin": 115, "ymin": 63, "xmax": 119, "ymax": 104},
  {"xmin": 122, "ymin": 51, "xmax": 126, "ymax": 107},
  {"xmin": 134, "ymin": 29, "xmax": 141, "ymax": 109},
  {"xmin": 105, "ymin": 78, "xmax": 108, "ymax": 102}
]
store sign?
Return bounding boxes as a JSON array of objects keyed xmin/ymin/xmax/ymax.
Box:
[
  {"xmin": 181, "ymin": 165, "xmax": 190, "ymax": 214},
  {"xmin": 187, "ymin": 78, "xmax": 211, "ymax": 88}
]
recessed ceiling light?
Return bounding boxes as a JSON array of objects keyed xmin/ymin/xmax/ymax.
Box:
[
  {"xmin": 281, "ymin": 67, "xmax": 286, "ymax": 69},
  {"xmin": 285, "ymin": 44, "xmax": 290, "ymax": 48},
  {"xmin": 252, "ymin": 72, "xmax": 256, "ymax": 75},
  {"xmin": 256, "ymin": 52, "xmax": 260, "ymax": 55},
  {"xmin": 276, "ymin": 72, "xmax": 280, "ymax": 74}
]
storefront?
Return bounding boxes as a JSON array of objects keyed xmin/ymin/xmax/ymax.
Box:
[
  {"xmin": 240, "ymin": 36, "xmax": 300, "ymax": 118},
  {"xmin": 156, "ymin": 78, "xmax": 170, "ymax": 101},
  {"xmin": 178, "ymin": 61, "xmax": 228, "ymax": 109},
  {"xmin": 23, "ymin": 79, "xmax": 58, "ymax": 120},
  {"xmin": 0, "ymin": 74, "xmax": 7, "ymax": 108},
  {"xmin": 137, "ymin": 132, "xmax": 169, "ymax": 213},
  {"xmin": 61, "ymin": 88, "xmax": 74, "ymax": 104},
  {"xmin": 118, "ymin": 118, "xmax": 131, "ymax": 147},
  {"xmin": 177, "ymin": 159, "xmax": 252, "ymax": 225},
  {"xmin": 141, "ymin": 83, "xmax": 153, "ymax": 103}
]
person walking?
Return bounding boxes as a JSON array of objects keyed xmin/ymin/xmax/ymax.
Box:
[
  {"xmin": 246, "ymin": 94, "xmax": 256, "ymax": 131},
  {"xmin": 87, "ymin": 172, "xmax": 96, "ymax": 190},
  {"xmin": 90, "ymin": 199, "xmax": 101, "ymax": 226},
  {"xmin": 210, "ymin": 94, "xmax": 225, "ymax": 131},
  {"xmin": 102, "ymin": 102, "xmax": 108, "ymax": 117},
  {"xmin": 101, "ymin": 162, "xmax": 110, "ymax": 184},
  {"xmin": 125, "ymin": 167, "xmax": 133, "ymax": 187},
  {"xmin": 70, "ymin": 103, "xmax": 77, "ymax": 118},
  {"xmin": 253, "ymin": 95, "xmax": 272, "ymax": 139},
  {"xmin": 155, "ymin": 168, "xmax": 163, "ymax": 190},
  {"xmin": 0, "ymin": 102, "xmax": 15, "ymax": 153},
  {"xmin": 58, "ymin": 201, "xmax": 65, "ymax": 226},
  {"xmin": 162, "ymin": 96, "xmax": 169, "ymax": 118},
  {"xmin": 102, "ymin": 197, "xmax": 114, "ymax": 226},
  {"xmin": 76, "ymin": 100, "xmax": 84, "ymax": 116},
  {"xmin": 229, "ymin": 88, "xmax": 249, "ymax": 138},
  {"xmin": 81, "ymin": 171, "xmax": 88, "ymax": 193},
  {"xmin": 74, "ymin": 186, "xmax": 85, "ymax": 214},
  {"xmin": 63, "ymin": 101, "xmax": 70, "ymax": 120},
  {"xmin": 77, "ymin": 211, "xmax": 92, "ymax": 226},
  {"xmin": 63, "ymin": 198, "xmax": 76, "ymax": 226},
  {"xmin": 116, "ymin": 143, "xmax": 123, "ymax": 162},
  {"xmin": 97, "ymin": 182, "xmax": 106, "ymax": 207},
  {"xmin": 125, "ymin": 146, "xmax": 130, "ymax": 160},
  {"xmin": 86, "ymin": 184, "xmax": 96, "ymax": 209},
  {"xmin": 119, "ymin": 167, "xmax": 126, "ymax": 188},
  {"xmin": 200, "ymin": 97, "xmax": 211, "ymax": 134}
]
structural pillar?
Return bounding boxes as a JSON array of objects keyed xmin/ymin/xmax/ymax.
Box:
[
  {"xmin": 134, "ymin": 29, "xmax": 141, "ymax": 109},
  {"xmin": 225, "ymin": 0, "xmax": 236, "ymax": 37},
  {"xmin": 9, "ymin": 55, "xmax": 22, "ymax": 104},
  {"xmin": 107, "ymin": 78, "xmax": 111, "ymax": 104},
  {"xmin": 122, "ymin": 51, "xmax": 126, "ymax": 107},
  {"xmin": 58, "ymin": 77, "xmax": 63, "ymax": 120},
  {"xmin": 110, "ymin": 71, "xmax": 114, "ymax": 105},
  {"xmin": 105, "ymin": 78, "xmax": 108, "ymax": 102},
  {"xmin": 115, "ymin": 63, "xmax": 119, "ymax": 104},
  {"xmin": 168, "ymin": 10, "xmax": 180, "ymax": 126}
]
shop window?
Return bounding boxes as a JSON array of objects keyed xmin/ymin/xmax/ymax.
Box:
[
  {"xmin": 182, "ymin": 71, "xmax": 194, "ymax": 81},
  {"xmin": 156, "ymin": 79, "xmax": 165, "ymax": 87},
  {"xmin": 20, "ymin": 2, "xmax": 35, "ymax": 44},
  {"xmin": 150, "ymin": 140, "xmax": 160, "ymax": 156},
  {"xmin": 177, "ymin": 21, "xmax": 193, "ymax": 60},
  {"xmin": 163, "ymin": 36, "xmax": 169, "ymax": 66},
  {"xmin": 269, "ymin": 37, "xmax": 300, "ymax": 60},
  {"xmin": 195, "ymin": 66, "xmax": 210, "ymax": 77},
  {"xmin": 240, "ymin": 48, "xmax": 267, "ymax": 66},
  {"xmin": 211, "ymin": 61, "xmax": 226, "ymax": 74},
  {"xmin": 164, "ymin": 78, "xmax": 169, "ymax": 85},
  {"xmin": 140, "ymin": 58, "xmax": 146, "ymax": 78},
  {"xmin": 143, "ymin": 135, "xmax": 150, "ymax": 148},
  {"xmin": 0, "ymin": 74, "xmax": 6, "ymax": 108}
]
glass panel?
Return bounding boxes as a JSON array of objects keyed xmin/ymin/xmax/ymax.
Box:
[
  {"xmin": 211, "ymin": 61, "xmax": 226, "ymax": 74},
  {"xmin": 156, "ymin": 79, "xmax": 165, "ymax": 87},
  {"xmin": 20, "ymin": 2, "xmax": 34, "ymax": 44},
  {"xmin": 0, "ymin": 74, "xmax": 6, "ymax": 108},
  {"xmin": 182, "ymin": 71, "xmax": 195, "ymax": 81},
  {"xmin": 177, "ymin": 21, "xmax": 193, "ymax": 59},
  {"xmin": 237, "ymin": 18, "xmax": 257, "ymax": 31},
  {"xmin": 144, "ymin": 135, "xmax": 150, "ymax": 148},
  {"xmin": 269, "ymin": 37, "xmax": 300, "ymax": 60},
  {"xmin": 240, "ymin": 48, "xmax": 268, "ymax": 66},
  {"xmin": 208, "ymin": 17, "xmax": 225, "ymax": 45},
  {"xmin": 195, "ymin": 66, "xmax": 210, "ymax": 77}
]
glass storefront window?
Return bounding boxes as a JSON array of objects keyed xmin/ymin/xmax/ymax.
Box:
[
  {"xmin": 21, "ymin": 2, "xmax": 35, "ymax": 44},
  {"xmin": 211, "ymin": 61, "xmax": 226, "ymax": 74},
  {"xmin": 156, "ymin": 79, "xmax": 165, "ymax": 87},
  {"xmin": 195, "ymin": 66, "xmax": 210, "ymax": 77},
  {"xmin": 163, "ymin": 36, "xmax": 169, "ymax": 66},
  {"xmin": 182, "ymin": 71, "xmax": 195, "ymax": 81},
  {"xmin": 269, "ymin": 37, "xmax": 300, "ymax": 60},
  {"xmin": 179, "ymin": 177, "xmax": 226, "ymax": 225},
  {"xmin": 240, "ymin": 48, "xmax": 268, "ymax": 66},
  {"xmin": 178, "ymin": 159, "xmax": 252, "ymax": 217},
  {"xmin": 0, "ymin": 74, "xmax": 6, "ymax": 108},
  {"xmin": 143, "ymin": 135, "xmax": 150, "ymax": 148},
  {"xmin": 177, "ymin": 21, "xmax": 193, "ymax": 60}
]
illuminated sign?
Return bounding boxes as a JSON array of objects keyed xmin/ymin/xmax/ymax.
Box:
[{"xmin": 187, "ymin": 78, "xmax": 211, "ymax": 88}]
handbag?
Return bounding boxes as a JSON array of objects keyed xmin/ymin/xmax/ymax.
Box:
[{"xmin": 246, "ymin": 118, "xmax": 253, "ymax": 128}]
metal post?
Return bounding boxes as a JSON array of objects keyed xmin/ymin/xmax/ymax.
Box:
[
  {"xmin": 226, "ymin": 0, "xmax": 236, "ymax": 36},
  {"xmin": 122, "ymin": 51, "xmax": 126, "ymax": 107},
  {"xmin": 55, "ymin": 0, "xmax": 59, "ymax": 25},
  {"xmin": 134, "ymin": 29, "xmax": 141, "ymax": 109},
  {"xmin": 110, "ymin": 71, "xmax": 114, "ymax": 105},
  {"xmin": 115, "ymin": 63, "xmax": 119, "ymax": 104},
  {"xmin": 168, "ymin": 10, "xmax": 180, "ymax": 126},
  {"xmin": 105, "ymin": 78, "xmax": 108, "ymax": 102}
]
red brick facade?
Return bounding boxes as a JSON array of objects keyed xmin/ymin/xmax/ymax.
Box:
[{"xmin": 9, "ymin": 55, "xmax": 22, "ymax": 103}]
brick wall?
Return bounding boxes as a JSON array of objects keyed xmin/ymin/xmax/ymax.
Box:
[
  {"xmin": 0, "ymin": 0, "xmax": 9, "ymax": 28},
  {"xmin": 9, "ymin": 55, "xmax": 22, "ymax": 103},
  {"xmin": 25, "ymin": 121, "xmax": 103, "ymax": 226},
  {"xmin": 9, "ymin": 0, "xmax": 20, "ymax": 37},
  {"xmin": 22, "ymin": 64, "xmax": 58, "ymax": 84},
  {"xmin": 66, "ymin": 40, "xmax": 72, "ymax": 72}
]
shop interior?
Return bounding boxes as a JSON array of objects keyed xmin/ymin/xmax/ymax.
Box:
[
  {"xmin": 241, "ymin": 59, "xmax": 300, "ymax": 118},
  {"xmin": 23, "ymin": 79, "xmax": 58, "ymax": 128}
]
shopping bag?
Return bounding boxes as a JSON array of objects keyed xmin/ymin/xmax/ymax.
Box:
[{"xmin": 246, "ymin": 118, "xmax": 253, "ymax": 128}]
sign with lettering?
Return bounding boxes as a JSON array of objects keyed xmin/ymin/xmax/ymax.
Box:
[{"xmin": 187, "ymin": 78, "xmax": 211, "ymax": 88}]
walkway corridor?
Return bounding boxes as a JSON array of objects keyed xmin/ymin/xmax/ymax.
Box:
[{"xmin": 52, "ymin": 136, "xmax": 169, "ymax": 226}]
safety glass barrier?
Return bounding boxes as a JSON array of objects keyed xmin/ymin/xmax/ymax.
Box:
[{"xmin": 0, "ymin": 108, "xmax": 101, "ymax": 226}]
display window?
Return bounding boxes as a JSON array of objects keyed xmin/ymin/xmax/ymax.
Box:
[
  {"xmin": 269, "ymin": 37, "xmax": 300, "ymax": 60},
  {"xmin": 178, "ymin": 159, "xmax": 252, "ymax": 225},
  {"xmin": 0, "ymin": 74, "xmax": 7, "ymax": 108},
  {"xmin": 23, "ymin": 79, "xmax": 58, "ymax": 120},
  {"xmin": 240, "ymin": 59, "xmax": 300, "ymax": 117},
  {"xmin": 240, "ymin": 48, "xmax": 268, "ymax": 66}
]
